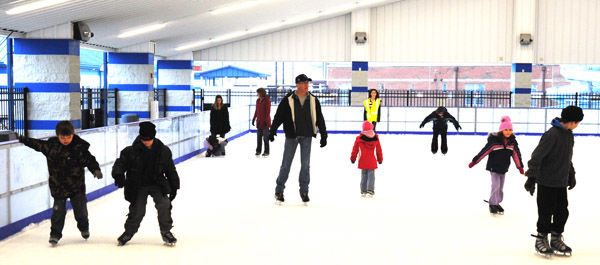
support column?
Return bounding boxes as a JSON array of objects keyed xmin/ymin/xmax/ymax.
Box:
[
  {"xmin": 157, "ymin": 60, "xmax": 193, "ymax": 116},
  {"xmin": 512, "ymin": 63, "xmax": 532, "ymax": 108},
  {"xmin": 107, "ymin": 53, "xmax": 154, "ymax": 123},
  {"xmin": 511, "ymin": 0, "xmax": 535, "ymax": 108},
  {"xmin": 13, "ymin": 39, "xmax": 81, "ymax": 137},
  {"xmin": 350, "ymin": 8, "xmax": 371, "ymax": 106}
]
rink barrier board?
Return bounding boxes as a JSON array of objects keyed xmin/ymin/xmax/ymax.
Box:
[
  {"xmin": 0, "ymin": 129, "xmax": 250, "ymax": 241},
  {"xmin": 250, "ymin": 130, "xmax": 600, "ymax": 137}
]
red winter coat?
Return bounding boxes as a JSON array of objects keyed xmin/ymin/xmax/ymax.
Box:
[
  {"xmin": 253, "ymin": 96, "xmax": 271, "ymax": 130},
  {"xmin": 350, "ymin": 134, "xmax": 383, "ymax": 170}
]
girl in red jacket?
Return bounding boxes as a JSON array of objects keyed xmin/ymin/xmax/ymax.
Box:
[{"xmin": 351, "ymin": 121, "xmax": 383, "ymax": 198}]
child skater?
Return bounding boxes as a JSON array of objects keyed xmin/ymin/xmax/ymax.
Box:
[
  {"xmin": 524, "ymin": 106, "xmax": 583, "ymax": 257},
  {"xmin": 350, "ymin": 121, "xmax": 383, "ymax": 198},
  {"xmin": 419, "ymin": 106, "xmax": 461, "ymax": 154},
  {"xmin": 468, "ymin": 116, "xmax": 524, "ymax": 215},
  {"xmin": 18, "ymin": 121, "xmax": 103, "ymax": 246}
]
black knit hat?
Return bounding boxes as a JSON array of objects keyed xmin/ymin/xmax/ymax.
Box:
[
  {"xmin": 139, "ymin": 121, "xmax": 156, "ymax": 140},
  {"xmin": 561, "ymin": 105, "xmax": 584, "ymax": 122}
]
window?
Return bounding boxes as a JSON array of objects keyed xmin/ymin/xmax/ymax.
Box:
[
  {"xmin": 464, "ymin": 83, "xmax": 485, "ymax": 107},
  {"xmin": 0, "ymin": 35, "xmax": 7, "ymax": 86}
]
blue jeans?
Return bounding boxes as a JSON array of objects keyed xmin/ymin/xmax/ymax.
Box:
[
  {"xmin": 275, "ymin": 136, "xmax": 312, "ymax": 194},
  {"xmin": 360, "ymin": 169, "xmax": 375, "ymax": 193}
]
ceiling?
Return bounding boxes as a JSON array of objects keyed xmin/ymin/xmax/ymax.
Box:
[{"xmin": 0, "ymin": 0, "xmax": 393, "ymax": 57}]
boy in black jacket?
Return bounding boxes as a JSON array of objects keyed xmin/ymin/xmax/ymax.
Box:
[
  {"xmin": 419, "ymin": 106, "xmax": 461, "ymax": 154},
  {"xmin": 525, "ymin": 105, "xmax": 583, "ymax": 257},
  {"xmin": 19, "ymin": 121, "xmax": 103, "ymax": 246}
]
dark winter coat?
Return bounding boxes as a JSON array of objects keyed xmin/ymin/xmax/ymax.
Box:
[
  {"xmin": 420, "ymin": 107, "xmax": 461, "ymax": 132},
  {"xmin": 210, "ymin": 105, "xmax": 231, "ymax": 135},
  {"xmin": 270, "ymin": 91, "xmax": 327, "ymax": 139},
  {"xmin": 525, "ymin": 118, "xmax": 576, "ymax": 188},
  {"xmin": 21, "ymin": 135, "xmax": 100, "ymax": 199},
  {"xmin": 112, "ymin": 137, "xmax": 180, "ymax": 202},
  {"xmin": 253, "ymin": 96, "xmax": 271, "ymax": 130},
  {"xmin": 350, "ymin": 134, "xmax": 383, "ymax": 170},
  {"xmin": 470, "ymin": 133, "xmax": 524, "ymax": 174}
]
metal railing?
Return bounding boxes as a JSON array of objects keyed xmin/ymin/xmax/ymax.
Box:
[
  {"xmin": 0, "ymin": 86, "xmax": 28, "ymax": 137},
  {"xmin": 531, "ymin": 92, "xmax": 600, "ymax": 109},
  {"xmin": 379, "ymin": 90, "xmax": 513, "ymax": 108},
  {"xmin": 154, "ymin": 88, "xmax": 167, "ymax": 118},
  {"xmin": 80, "ymin": 88, "xmax": 107, "ymax": 129}
]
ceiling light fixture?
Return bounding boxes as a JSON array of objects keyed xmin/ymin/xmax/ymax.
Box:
[
  {"xmin": 6, "ymin": 0, "xmax": 70, "ymax": 15},
  {"xmin": 210, "ymin": 0, "xmax": 272, "ymax": 15},
  {"xmin": 118, "ymin": 23, "xmax": 166, "ymax": 38}
]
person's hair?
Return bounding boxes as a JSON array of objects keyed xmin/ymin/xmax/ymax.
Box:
[
  {"xmin": 214, "ymin": 95, "xmax": 223, "ymax": 110},
  {"xmin": 256, "ymin": 88, "xmax": 267, "ymax": 98},
  {"xmin": 497, "ymin": 130, "xmax": 514, "ymax": 138},
  {"xmin": 55, "ymin": 120, "xmax": 74, "ymax": 136},
  {"xmin": 367, "ymin": 89, "xmax": 379, "ymax": 99},
  {"xmin": 208, "ymin": 135, "xmax": 218, "ymax": 147}
]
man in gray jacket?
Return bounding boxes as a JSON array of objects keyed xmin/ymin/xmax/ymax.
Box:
[{"xmin": 525, "ymin": 105, "xmax": 583, "ymax": 257}]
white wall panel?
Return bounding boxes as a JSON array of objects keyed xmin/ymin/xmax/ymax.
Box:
[
  {"xmin": 537, "ymin": 0, "xmax": 600, "ymax": 64},
  {"xmin": 369, "ymin": 0, "xmax": 514, "ymax": 63},
  {"xmin": 194, "ymin": 15, "xmax": 351, "ymax": 62}
]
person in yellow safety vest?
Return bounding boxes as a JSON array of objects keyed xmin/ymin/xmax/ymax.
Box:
[{"xmin": 363, "ymin": 89, "xmax": 381, "ymax": 131}]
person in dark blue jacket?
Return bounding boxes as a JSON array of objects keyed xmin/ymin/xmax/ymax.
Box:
[{"xmin": 419, "ymin": 106, "xmax": 461, "ymax": 154}]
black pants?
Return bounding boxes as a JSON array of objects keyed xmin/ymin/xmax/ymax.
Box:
[
  {"xmin": 256, "ymin": 128, "xmax": 270, "ymax": 155},
  {"xmin": 372, "ymin": 122, "xmax": 377, "ymax": 132},
  {"xmin": 50, "ymin": 193, "xmax": 88, "ymax": 238},
  {"xmin": 431, "ymin": 130, "xmax": 448, "ymax": 154},
  {"xmin": 537, "ymin": 185, "xmax": 569, "ymax": 234},
  {"xmin": 124, "ymin": 186, "xmax": 173, "ymax": 235}
]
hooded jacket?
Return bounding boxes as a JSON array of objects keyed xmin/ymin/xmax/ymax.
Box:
[
  {"xmin": 350, "ymin": 134, "xmax": 383, "ymax": 170},
  {"xmin": 210, "ymin": 105, "xmax": 231, "ymax": 135},
  {"xmin": 21, "ymin": 135, "xmax": 100, "ymax": 199},
  {"xmin": 253, "ymin": 96, "xmax": 272, "ymax": 130},
  {"xmin": 525, "ymin": 118, "xmax": 576, "ymax": 188},
  {"xmin": 269, "ymin": 91, "xmax": 327, "ymax": 139},
  {"xmin": 112, "ymin": 137, "xmax": 180, "ymax": 202},
  {"xmin": 420, "ymin": 107, "xmax": 461, "ymax": 132},
  {"xmin": 470, "ymin": 133, "xmax": 524, "ymax": 174}
]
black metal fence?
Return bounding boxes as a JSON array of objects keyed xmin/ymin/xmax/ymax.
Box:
[
  {"xmin": 154, "ymin": 88, "xmax": 167, "ymax": 118},
  {"xmin": 80, "ymin": 88, "xmax": 107, "ymax": 129},
  {"xmin": 0, "ymin": 87, "xmax": 28, "ymax": 137},
  {"xmin": 379, "ymin": 90, "xmax": 512, "ymax": 108},
  {"xmin": 531, "ymin": 92, "xmax": 600, "ymax": 109}
]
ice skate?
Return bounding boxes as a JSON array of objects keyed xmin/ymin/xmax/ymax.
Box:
[
  {"xmin": 550, "ymin": 232, "xmax": 572, "ymax": 256},
  {"xmin": 531, "ymin": 233, "xmax": 553, "ymax": 258},
  {"xmin": 48, "ymin": 236, "xmax": 60, "ymax": 246},
  {"xmin": 366, "ymin": 191, "xmax": 374, "ymax": 199},
  {"xmin": 274, "ymin": 193, "xmax": 284, "ymax": 205},
  {"xmin": 262, "ymin": 153, "xmax": 269, "ymax": 158},
  {"xmin": 81, "ymin": 230, "xmax": 90, "ymax": 240},
  {"xmin": 361, "ymin": 192, "xmax": 367, "ymax": 198},
  {"xmin": 117, "ymin": 232, "xmax": 133, "ymax": 246},
  {"xmin": 161, "ymin": 232, "xmax": 177, "ymax": 246},
  {"xmin": 255, "ymin": 152, "xmax": 260, "ymax": 158},
  {"xmin": 496, "ymin": 205, "xmax": 504, "ymax": 215},
  {"xmin": 300, "ymin": 192, "xmax": 309, "ymax": 206},
  {"xmin": 489, "ymin": 205, "xmax": 499, "ymax": 215}
]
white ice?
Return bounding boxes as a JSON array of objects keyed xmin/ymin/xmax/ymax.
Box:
[{"xmin": 1, "ymin": 133, "xmax": 600, "ymax": 264}]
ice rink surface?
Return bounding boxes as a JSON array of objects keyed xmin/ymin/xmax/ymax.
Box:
[{"xmin": 1, "ymin": 133, "xmax": 599, "ymax": 264}]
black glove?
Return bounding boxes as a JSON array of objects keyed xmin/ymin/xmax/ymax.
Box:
[
  {"xmin": 252, "ymin": 120, "xmax": 255, "ymax": 127},
  {"xmin": 568, "ymin": 174, "xmax": 576, "ymax": 190},
  {"xmin": 114, "ymin": 176, "xmax": 125, "ymax": 188},
  {"xmin": 419, "ymin": 124, "xmax": 424, "ymax": 129},
  {"xmin": 269, "ymin": 131, "xmax": 276, "ymax": 142},
  {"xmin": 378, "ymin": 161, "xmax": 382, "ymax": 165},
  {"xmin": 320, "ymin": 135, "xmax": 327, "ymax": 148},
  {"xmin": 524, "ymin": 177, "xmax": 535, "ymax": 196},
  {"xmin": 456, "ymin": 125, "xmax": 462, "ymax": 130},
  {"xmin": 93, "ymin": 170, "xmax": 103, "ymax": 179},
  {"xmin": 169, "ymin": 190, "xmax": 177, "ymax": 201}
]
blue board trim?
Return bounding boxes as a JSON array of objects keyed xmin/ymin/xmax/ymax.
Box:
[
  {"xmin": 157, "ymin": 60, "xmax": 193, "ymax": 70},
  {"xmin": 249, "ymin": 129, "xmax": 600, "ymax": 137},
  {"xmin": 352, "ymin": 86, "xmax": 368, "ymax": 92},
  {"xmin": 352, "ymin": 61, "xmax": 369, "ymax": 71},
  {"xmin": 108, "ymin": 53, "xmax": 153, "ymax": 65},
  {"xmin": 163, "ymin": 106, "xmax": 193, "ymax": 112},
  {"xmin": 512, "ymin": 63, "xmax": 532, "ymax": 73},
  {"xmin": 13, "ymin": 39, "xmax": 79, "ymax": 56},
  {"xmin": 108, "ymin": 84, "xmax": 153, "ymax": 92},
  {"xmin": 27, "ymin": 120, "xmax": 82, "ymax": 130},
  {"xmin": 15, "ymin": 82, "xmax": 80, "ymax": 93},
  {"xmin": 515, "ymin": 88, "xmax": 532, "ymax": 94},
  {"xmin": 161, "ymin": 85, "xmax": 191, "ymax": 91},
  {"xmin": 108, "ymin": 111, "xmax": 150, "ymax": 119}
]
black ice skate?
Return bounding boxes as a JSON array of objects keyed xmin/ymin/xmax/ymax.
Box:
[
  {"xmin": 48, "ymin": 235, "xmax": 60, "ymax": 246},
  {"xmin": 300, "ymin": 193, "xmax": 310, "ymax": 206},
  {"xmin": 274, "ymin": 193, "xmax": 284, "ymax": 205},
  {"xmin": 496, "ymin": 205, "xmax": 504, "ymax": 215},
  {"xmin": 489, "ymin": 205, "xmax": 499, "ymax": 215},
  {"xmin": 117, "ymin": 232, "xmax": 133, "ymax": 246},
  {"xmin": 255, "ymin": 152, "xmax": 260, "ymax": 157},
  {"xmin": 366, "ymin": 190, "xmax": 375, "ymax": 199},
  {"xmin": 81, "ymin": 230, "xmax": 90, "ymax": 240},
  {"xmin": 531, "ymin": 233, "xmax": 553, "ymax": 258},
  {"xmin": 262, "ymin": 153, "xmax": 269, "ymax": 158},
  {"xmin": 550, "ymin": 232, "xmax": 572, "ymax": 256},
  {"xmin": 161, "ymin": 232, "xmax": 177, "ymax": 246}
]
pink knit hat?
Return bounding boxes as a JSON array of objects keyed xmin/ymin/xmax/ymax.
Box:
[
  {"xmin": 362, "ymin": 121, "xmax": 374, "ymax": 131},
  {"xmin": 499, "ymin": 116, "xmax": 512, "ymax": 131}
]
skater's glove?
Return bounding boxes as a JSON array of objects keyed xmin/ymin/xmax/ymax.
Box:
[
  {"xmin": 468, "ymin": 162, "xmax": 475, "ymax": 168},
  {"xmin": 268, "ymin": 131, "xmax": 276, "ymax": 142},
  {"xmin": 419, "ymin": 124, "xmax": 424, "ymax": 129},
  {"xmin": 169, "ymin": 190, "xmax": 177, "ymax": 201},
  {"xmin": 114, "ymin": 176, "xmax": 125, "ymax": 188},
  {"xmin": 456, "ymin": 125, "xmax": 462, "ymax": 130},
  {"xmin": 251, "ymin": 120, "xmax": 255, "ymax": 127},
  {"xmin": 351, "ymin": 160, "xmax": 355, "ymax": 164},
  {"xmin": 320, "ymin": 136, "xmax": 327, "ymax": 148},
  {"xmin": 93, "ymin": 170, "xmax": 103, "ymax": 179},
  {"xmin": 568, "ymin": 174, "xmax": 576, "ymax": 190},
  {"xmin": 524, "ymin": 177, "xmax": 536, "ymax": 196},
  {"xmin": 378, "ymin": 161, "xmax": 382, "ymax": 165},
  {"xmin": 518, "ymin": 167, "xmax": 525, "ymax": 175}
]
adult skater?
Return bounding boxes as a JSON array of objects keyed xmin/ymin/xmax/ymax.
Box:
[
  {"xmin": 18, "ymin": 121, "xmax": 103, "ymax": 246},
  {"xmin": 419, "ymin": 106, "xmax": 461, "ymax": 154},
  {"xmin": 524, "ymin": 106, "xmax": 583, "ymax": 257},
  {"xmin": 112, "ymin": 122, "xmax": 180, "ymax": 246},
  {"xmin": 269, "ymin": 74, "xmax": 327, "ymax": 205},
  {"xmin": 252, "ymin": 87, "xmax": 271, "ymax": 157},
  {"xmin": 210, "ymin": 95, "xmax": 231, "ymax": 138},
  {"xmin": 363, "ymin": 89, "xmax": 381, "ymax": 131}
]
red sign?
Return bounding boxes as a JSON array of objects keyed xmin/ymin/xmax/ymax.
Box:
[{"xmin": 193, "ymin": 66, "xmax": 202, "ymax": 71}]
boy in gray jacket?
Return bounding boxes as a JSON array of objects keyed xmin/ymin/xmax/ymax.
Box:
[{"xmin": 524, "ymin": 105, "xmax": 583, "ymax": 257}]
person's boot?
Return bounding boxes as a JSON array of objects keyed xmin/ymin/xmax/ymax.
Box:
[
  {"xmin": 550, "ymin": 232, "xmax": 572, "ymax": 256},
  {"xmin": 274, "ymin": 193, "xmax": 284, "ymax": 205},
  {"xmin": 49, "ymin": 235, "xmax": 60, "ymax": 246},
  {"xmin": 531, "ymin": 233, "xmax": 553, "ymax": 258},
  {"xmin": 300, "ymin": 192, "xmax": 310, "ymax": 206},
  {"xmin": 81, "ymin": 230, "xmax": 90, "ymax": 240},
  {"xmin": 117, "ymin": 232, "xmax": 133, "ymax": 246},
  {"xmin": 161, "ymin": 231, "xmax": 177, "ymax": 246}
]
